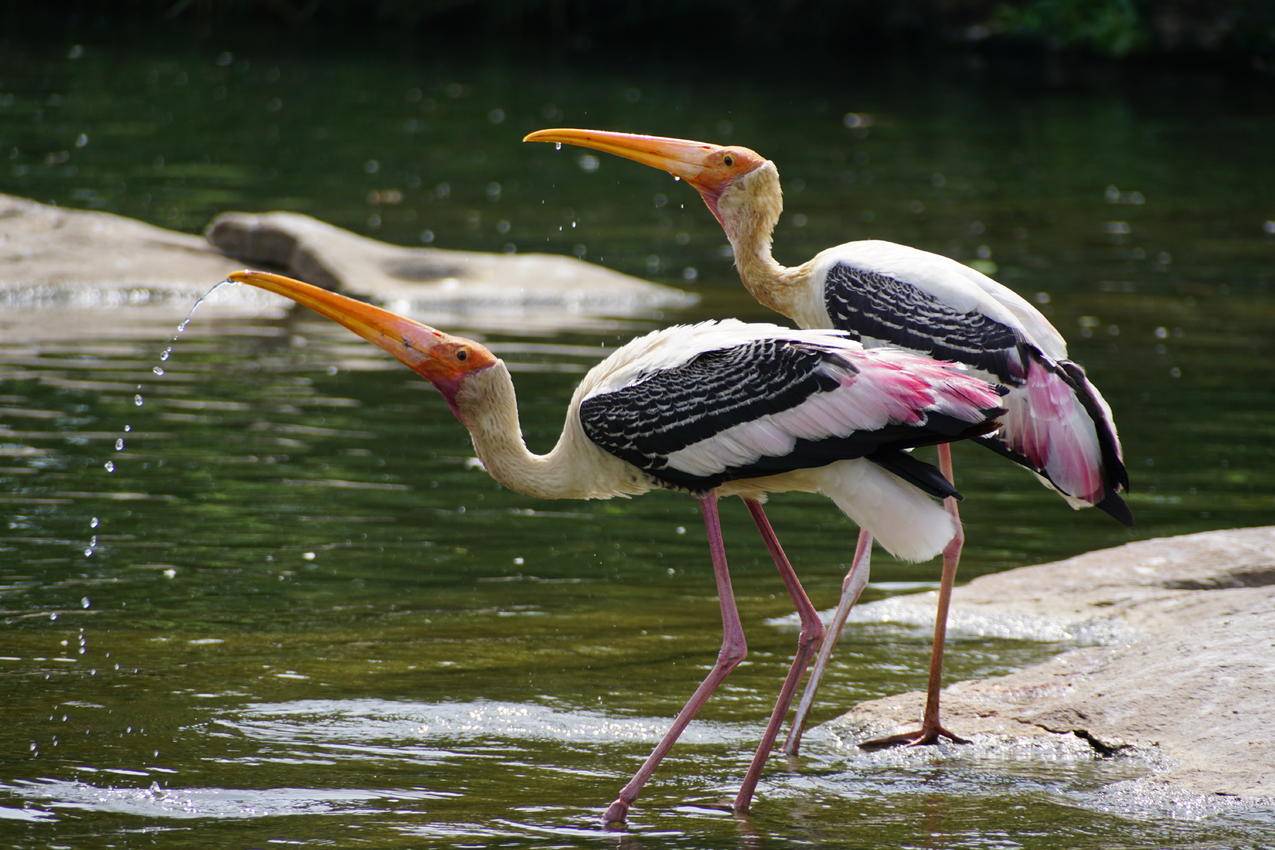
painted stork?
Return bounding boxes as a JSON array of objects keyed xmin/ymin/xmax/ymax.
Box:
[
  {"xmin": 226, "ymin": 269, "xmax": 1006, "ymax": 822},
  {"xmin": 524, "ymin": 128, "xmax": 1131, "ymax": 753}
]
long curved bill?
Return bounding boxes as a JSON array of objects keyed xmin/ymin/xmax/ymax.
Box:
[
  {"xmin": 523, "ymin": 128, "xmax": 718, "ymax": 188},
  {"xmin": 227, "ymin": 270, "xmax": 491, "ymax": 387}
]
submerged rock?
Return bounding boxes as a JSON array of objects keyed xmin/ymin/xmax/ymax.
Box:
[
  {"xmin": 0, "ymin": 194, "xmax": 694, "ymax": 341},
  {"xmin": 817, "ymin": 526, "xmax": 1275, "ymax": 806}
]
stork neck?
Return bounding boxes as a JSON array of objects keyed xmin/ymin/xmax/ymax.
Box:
[
  {"xmin": 731, "ymin": 228, "xmax": 795, "ymax": 316},
  {"xmin": 454, "ymin": 362, "xmax": 590, "ymax": 501},
  {"xmin": 720, "ymin": 164, "xmax": 805, "ymax": 321}
]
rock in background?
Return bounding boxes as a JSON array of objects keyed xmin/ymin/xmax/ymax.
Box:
[{"xmin": 0, "ymin": 194, "xmax": 694, "ymax": 342}]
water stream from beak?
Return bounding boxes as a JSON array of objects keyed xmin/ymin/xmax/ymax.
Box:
[{"xmin": 82, "ymin": 279, "xmax": 238, "ymax": 563}]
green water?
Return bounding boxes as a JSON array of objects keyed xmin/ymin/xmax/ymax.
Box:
[{"xmin": 2, "ymin": 27, "xmax": 1273, "ymax": 848}]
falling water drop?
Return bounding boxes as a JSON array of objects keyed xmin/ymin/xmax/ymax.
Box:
[
  {"xmin": 673, "ymin": 175, "xmax": 681, "ymax": 182},
  {"xmin": 81, "ymin": 597, "xmax": 91, "ymax": 609},
  {"xmin": 85, "ymin": 280, "xmax": 230, "ymax": 563},
  {"xmin": 554, "ymin": 142, "xmax": 562, "ymax": 151}
]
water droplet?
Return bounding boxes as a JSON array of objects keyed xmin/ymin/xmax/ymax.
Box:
[
  {"xmin": 49, "ymin": 612, "xmax": 59, "ymax": 621},
  {"xmin": 178, "ymin": 319, "xmax": 190, "ymax": 333},
  {"xmin": 570, "ymin": 220, "xmax": 577, "ymax": 229},
  {"xmin": 123, "ymin": 424, "xmax": 132, "ymax": 433},
  {"xmin": 554, "ymin": 142, "xmax": 562, "ymax": 150},
  {"xmin": 103, "ymin": 461, "xmax": 115, "ymax": 473},
  {"xmin": 115, "ymin": 438, "xmax": 125, "ymax": 451},
  {"xmin": 672, "ymin": 175, "xmax": 681, "ymax": 182},
  {"xmin": 513, "ymin": 556, "xmax": 525, "ymax": 566},
  {"xmin": 89, "ymin": 535, "xmax": 97, "ymax": 547},
  {"xmin": 152, "ymin": 366, "xmax": 165, "ymax": 376},
  {"xmin": 133, "ymin": 394, "xmax": 144, "ymax": 407},
  {"xmin": 162, "ymin": 568, "xmax": 177, "ymax": 579},
  {"xmin": 302, "ymin": 551, "xmax": 316, "ymax": 561},
  {"xmin": 81, "ymin": 597, "xmax": 91, "ymax": 609},
  {"xmin": 83, "ymin": 547, "xmax": 94, "ymax": 558},
  {"xmin": 160, "ymin": 347, "xmax": 171, "ymax": 361},
  {"xmin": 89, "ymin": 517, "xmax": 99, "ymax": 529}
]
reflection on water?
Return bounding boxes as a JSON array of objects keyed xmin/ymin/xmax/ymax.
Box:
[{"xmin": 2, "ymin": 25, "xmax": 1274, "ymax": 850}]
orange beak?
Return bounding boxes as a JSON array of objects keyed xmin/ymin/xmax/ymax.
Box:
[
  {"xmin": 228, "ymin": 270, "xmax": 496, "ymax": 406},
  {"xmin": 523, "ymin": 127, "xmax": 729, "ymax": 199}
]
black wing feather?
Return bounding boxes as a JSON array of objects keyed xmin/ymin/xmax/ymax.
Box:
[
  {"xmin": 579, "ymin": 337, "xmax": 1002, "ymax": 493},
  {"xmin": 579, "ymin": 338, "xmax": 842, "ymax": 485},
  {"xmin": 824, "ymin": 262, "xmax": 1026, "ymax": 384}
]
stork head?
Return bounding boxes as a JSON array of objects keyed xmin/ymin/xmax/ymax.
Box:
[
  {"xmin": 523, "ymin": 128, "xmax": 779, "ymax": 242},
  {"xmin": 227, "ymin": 270, "xmax": 498, "ymax": 419}
]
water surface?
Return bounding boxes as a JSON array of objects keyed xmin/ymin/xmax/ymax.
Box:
[{"xmin": 2, "ymin": 28, "xmax": 1273, "ymax": 848}]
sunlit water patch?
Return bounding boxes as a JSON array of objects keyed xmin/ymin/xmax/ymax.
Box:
[
  {"xmin": 0, "ymin": 779, "xmax": 446, "ymax": 821},
  {"xmin": 224, "ymin": 698, "xmax": 756, "ymax": 750}
]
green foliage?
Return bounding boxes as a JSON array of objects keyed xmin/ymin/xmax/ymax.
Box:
[{"xmin": 994, "ymin": 0, "xmax": 1146, "ymax": 57}]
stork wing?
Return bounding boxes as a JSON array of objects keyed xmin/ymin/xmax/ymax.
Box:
[
  {"xmin": 579, "ymin": 335, "xmax": 1004, "ymax": 493},
  {"xmin": 823, "ymin": 261, "xmax": 1028, "ymax": 384}
]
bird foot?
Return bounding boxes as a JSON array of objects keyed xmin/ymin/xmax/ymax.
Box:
[
  {"xmin": 601, "ymin": 798, "xmax": 630, "ymax": 827},
  {"xmin": 858, "ymin": 724, "xmax": 970, "ymax": 751}
]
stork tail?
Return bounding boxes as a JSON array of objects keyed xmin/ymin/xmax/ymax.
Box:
[{"xmin": 978, "ymin": 350, "xmax": 1131, "ymax": 526}]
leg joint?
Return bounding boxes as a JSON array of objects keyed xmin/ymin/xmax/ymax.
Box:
[
  {"xmin": 717, "ymin": 640, "xmax": 748, "ymax": 669},
  {"xmin": 799, "ymin": 618, "xmax": 825, "ymax": 652}
]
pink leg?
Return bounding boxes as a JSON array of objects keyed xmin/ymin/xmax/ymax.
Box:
[
  {"xmin": 861, "ymin": 442, "xmax": 969, "ymax": 750},
  {"xmin": 782, "ymin": 527, "xmax": 873, "ymax": 756},
  {"xmin": 733, "ymin": 498, "xmax": 825, "ymax": 813},
  {"xmin": 603, "ymin": 492, "xmax": 747, "ymax": 825}
]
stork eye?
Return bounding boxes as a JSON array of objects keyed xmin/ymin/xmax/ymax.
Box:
[
  {"xmin": 723, "ymin": 154, "xmax": 734, "ymax": 167},
  {"xmin": 456, "ymin": 348, "xmax": 468, "ymax": 362}
]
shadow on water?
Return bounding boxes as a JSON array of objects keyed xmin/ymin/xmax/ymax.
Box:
[{"xmin": 1, "ymin": 23, "xmax": 1273, "ymax": 849}]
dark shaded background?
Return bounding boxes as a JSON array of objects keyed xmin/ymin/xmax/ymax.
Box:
[{"xmin": 7, "ymin": 0, "xmax": 1275, "ymax": 72}]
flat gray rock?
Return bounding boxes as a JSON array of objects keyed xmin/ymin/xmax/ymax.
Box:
[
  {"xmin": 807, "ymin": 526, "xmax": 1275, "ymax": 807},
  {"xmin": 0, "ymin": 193, "xmax": 263, "ymax": 341},
  {"xmin": 0, "ymin": 194, "xmax": 694, "ymax": 342},
  {"xmin": 206, "ymin": 211, "xmax": 695, "ymax": 334}
]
